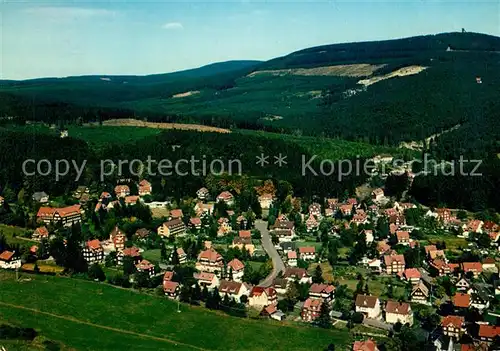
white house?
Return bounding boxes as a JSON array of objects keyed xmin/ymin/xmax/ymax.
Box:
[
  {"xmin": 287, "ymin": 251, "xmax": 297, "ymax": 267},
  {"xmin": 385, "ymin": 301, "xmax": 413, "ymax": 326},
  {"xmin": 0, "ymin": 251, "xmax": 21, "ymax": 269},
  {"xmin": 219, "ymin": 280, "xmax": 251, "ymax": 303},
  {"xmin": 248, "ymin": 286, "xmax": 278, "ymax": 308},
  {"xmin": 193, "ymin": 272, "xmax": 220, "ymax": 290},
  {"xmin": 355, "ymin": 294, "xmax": 381, "ymax": 319},
  {"xmin": 227, "ymin": 258, "xmax": 245, "ymax": 282}
]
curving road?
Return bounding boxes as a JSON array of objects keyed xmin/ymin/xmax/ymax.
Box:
[{"xmin": 256, "ymin": 219, "xmax": 286, "ymax": 287}]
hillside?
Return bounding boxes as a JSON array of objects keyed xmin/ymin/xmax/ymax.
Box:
[
  {"xmin": 1, "ymin": 32, "xmax": 499, "ymax": 148},
  {"xmin": 0, "ymin": 271, "xmax": 351, "ymax": 350}
]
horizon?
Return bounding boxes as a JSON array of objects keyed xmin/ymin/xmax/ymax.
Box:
[{"xmin": 2, "ymin": 0, "xmax": 499, "ymax": 80}]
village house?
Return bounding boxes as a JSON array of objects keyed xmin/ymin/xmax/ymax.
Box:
[
  {"xmin": 37, "ymin": 205, "xmax": 82, "ymax": 227},
  {"xmin": 308, "ymin": 203, "xmax": 322, "ymax": 217},
  {"xmin": 279, "ymin": 241, "xmax": 296, "ymax": 254},
  {"xmin": 482, "ymin": 257, "xmax": 497, "ymax": 272},
  {"xmin": 194, "ymin": 202, "xmax": 215, "ymax": 216},
  {"xmin": 163, "ymin": 281, "xmax": 180, "ymax": 299},
  {"xmin": 83, "ymin": 240, "xmax": 104, "ymax": 264},
  {"xmin": 249, "ymin": 286, "xmax": 277, "ymax": 308},
  {"xmin": 219, "ymin": 280, "xmax": 251, "ymax": 303},
  {"xmin": 441, "ymin": 315, "xmax": 465, "ymax": 339},
  {"xmin": 384, "ymin": 254, "xmax": 406, "ymax": 275},
  {"xmin": 157, "ymin": 218, "xmax": 186, "ymax": 237},
  {"xmin": 117, "ymin": 246, "xmax": 142, "ymax": 265},
  {"xmin": 339, "ymin": 204, "xmax": 353, "ymax": 216},
  {"xmin": 411, "ymin": 281, "xmax": 429, "ymax": 304},
  {"xmin": 352, "ymin": 211, "xmax": 369, "ymax": 225},
  {"xmin": 32, "ymin": 226, "xmax": 49, "ymax": 241},
  {"xmin": 396, "ymin": 231, "xmax": 410, "ymax": 246},
  {"xmin": 271, "ymin": 220, "xmax": 295, "ymax": 239},
  {"xmin": 364, "ymin": 230, "xmax": 374, "ymax": 244},
  {"xmin": 305, "ymin": 214, "xmax": 320, "ymax": 232},
  {"xmin": 169, "ymin": 209, "xmax": 184, "ymax": 219},
  {"xmin": 429, "ymin": 249, "xmax": 446, "ymax": 261},
  {"xmin": 456, "ymin": 276, "xmax": 472, "ymax": 292},
  {"xmin": 355, "ymin": 295, "xmax": 381, "ymax": 319},
  {"xmin": 0, "ymin": 251, "xmax": 21, "ymax": 269},
  {"xmin": 478, "ymin": 325, "xmax": 500, "ymax": 344},
  {"xmin": 372, "ymin": 188, "xmax": 384, "ymax": 202},
  {"xmin": 196, "ymin": 248, "xmax": 224, "ymax": 274},
  {"xmin": 138, "ymin": 180, "xmax": 152, "ymax": 196},
  {"xmin": 135, "ymin": 228, "xmax": 150, "ymax": 241},
  {"xmin": 299, "ymin": 246, "xmax": 316, "ymax": 261},
  {"xmin": 258, "ymin": 193, "xmax": 274, "ymax": 209},
  {"xmin": 189, "ymin": 217, "xmax": 202, "ymax": 230},
  {"xmin": 114, "ymin": 185, "xmax": 130, "ymax": 198},
  {"xmin": 377, "ymin": 241, "xmax": 391, "ymax": 256},
  {"xmin": 452, "ymin": 293, "xmax": 471, "ymax": 309},
  {"xmin": 353, "ymin": 339, "xmax": 379, "ymax": 351},
  {"xmin": 287, "ymin": 251, "xmax": 297, "ymax": 267},
  {"xmin": 273, "ymin": 278, "xmax": 288, "ymax": 294},
  {"xmin": 301, "ymin": 298, "xmax": 322, "ymax": 322},
  {"xmin": 261, "ymin": 304, "xmax": 285, "ymax": 321},
  {"xmin": 124, "ymin": 196, "xmax": 140, "ymax": 206},
  {"xmin": 231, "ymin": 237, "xmax": 255, "ymax": 256},
  {"xmin": 367, "ymin": 258, "xmax": 382, "ymax": 273},
  {"xmin": 32, "ymin": 191, "xmax": 49, "ymax": 203},
  {"xmin": 196, "ymin": 187, "xmax": 210, "ymax": 200},
  {"xmin": 109, "ymin": 226, "xmax": 126, "ymax": 251},
  {"xmin": 217, "ymin": 217, "xmax": 232, "ymax": 236},
  {"xmin": 430, "ymin": 259, "xmax": 458, "ymax": 276},
  {"xmin": 283, "ymin": 267, "xmax": 312, "ymax": 284},
  {"xmin": 136, "ymin": 259, "xmax": 155, "ymax": 277},
  {"xmin": 402, "ymin": 268, "xmax": 421, "ymax": 284},
  {"xmin": 227, "ymin": 258, "xmax": 245, "ymax": 282},
  {"xmin": 176, "ymin": 247, "xmax": 187, "ymax": 264},
  {"xmin": 385, "ymin": 301, "xmax": 413, "ymax": 326},
  {"xmin": 394, "ymin": 202, "xmax": 416, "ymax": 213},
  {"xmin": 193, "ymin": 272, "xmax": 220, "ymax": 290},
  {"xmin": 461, "ymin": 262, "xmax": 483, "ymax": 278},
  {"xmin": 468, "ymin": 285, "xmax": 491, "ymax": 310},
  {"xmin": 309, "ymin": 283, "xmax": 335, "ymax": 303},
  {"xmin": 462, "ymin": 219, "xmax": 483, "ymax": 238},
  {"xmin": 436, "ymin": 208, "xmax": 452, "ymax": 223},
  {"xmin": 216, "ymin": 191, "xmax": 234, "ymax": 206}
]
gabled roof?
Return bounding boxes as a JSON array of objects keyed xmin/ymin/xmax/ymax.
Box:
[
  {"xmin": 385, "ymin": 301, "xmax": 411, "ymax": 315},
  {"xmin": 452, "ymin": 293, "xmax": 471, "ymax": 308},
  {"xmin": 412, "ymin": 281, "xmax": 429, "ymax": 296},
  {"xmin": 197, "ymin": 248, "xmax": 223, "ymax": 263},
  {"xmin": 170, "ymin": 209, "xmax": 183, "ymax": 219},
  {"xmin": 355, "ymin": 294, "xmax": 379, "ymax": 308},
  {"xmin": 227, "ymin": 258, "xmax": 245, "ymax": 271},
  {"xmin": 219, "ymin": 280, "xmax": 246, "ymax": 294},
  {"xmin": 478, "ymin": 324, "xmax": 500, "ymax": 338},
  {"xmin": 287, "ymin": 251, "xmax": 297, "ymax": 259},
  {"xmin": 250, "ymin": 286, "xmax": 276, "ymax": 298},
  {"xmin": 34, "ymin": 226, "xmax": 49, "ymax": 237},
  {"xmin": 284, "ymin": 267, "xmax": 309, "ymax": 279},
  {"xmin": 239, "ymin": 230, "xmax": 252, "ymax": 238},
  {"xmin": 303, "ymin": 298, "xmax": 322, "ymax": 309},
  {"xmin": 163, "ymin": 271, "xmax": 174, "ymax": 281},
  {"xmin": 462, "ymin": 262, "xmax": 482, "ymax": 272},
  {"xmin": 194, "ymin": 272, "xmax": 216, "ymax": 282},
  {"xmin": 86, "ymin": 239, "xmax": 102, "ymax": 250},
  {"xmin": 384, "ymin": 254, "xmax": 405, "ymax": 267},
  {"xmin": 0, "ymin": 250, "xmax": 15, "ymax": 261},
  {"xmin": 353, "ymin": 339, "xmax": 377, "ymax": 351},
  {"xmin": 396, "ymin": 231, "xmax": 410, "ymax": 241},
  {"xmin": 123, "ymin": 247, "xmax": 141, "ymax": 257},
  {"xmin": 298, "ymin": 246, "xmax": 315, "ymax": 254},
  {"xmin": 403, "ymin": 268, "xmax": 421, "ymax": 279},
  {"xmin": 309, "ymin": 283, "xmax": 335, "ymax": 295},
  {"xmin": 441, "ymin": 315, "xmax": 464, "ymax": 328},
  {"xmin": 163, "ymin": 280, "xmax": 179, "ymax": 293}
]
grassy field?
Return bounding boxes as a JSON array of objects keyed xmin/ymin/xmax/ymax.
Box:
[
  {"xmin": 141, "ymin": 249, "xmax": 162, "ymax": 263},
  {"xmin": 0, "ymin": 271, "xmax": 351, "ymax": 350},
  {"xmin": 423, "ymin": 235, "xmax": 468, "ymax": 251},
  {"xmin": 0, "ymin": 224, "xmax": 35, "ymax": 248}
]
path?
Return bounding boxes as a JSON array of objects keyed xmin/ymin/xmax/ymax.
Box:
[
  {"xmin": 0, "ymin": 301, "xmax": 208, "ymax": 351},
  {"xmin": 255, "ymin": 219, "xmax": 285, "ymax": 287}
]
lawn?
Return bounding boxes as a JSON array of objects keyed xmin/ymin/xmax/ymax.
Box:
[
  {"xmin": 141, "ymin": 249, "xmax": 162, "ymax": 263},
  {"xmin": 0, "ymin": 271, "xmax": 351, "ymax": 350},
  {"xmin": 423, "ymin": 235, "xmax": 468, "ymax": 251},
  {"xmin": 0, "ymin": 224, "xmax": 36, "ymax": 248}
]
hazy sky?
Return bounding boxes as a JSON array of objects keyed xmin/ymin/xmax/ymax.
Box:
[{"xmin": 1, "ymin": 0, "xmax": 499, "ymax": 79}]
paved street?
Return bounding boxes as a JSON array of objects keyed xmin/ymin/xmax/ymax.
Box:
[{"xmin": 255, "ymin": 219, "xmax": 286, "ymax": 287}]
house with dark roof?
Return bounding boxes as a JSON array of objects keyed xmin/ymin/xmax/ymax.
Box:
[
  {"xmin": 355, "ymin": 294, "xmax": 381, "ymax": 319},
  {"xmin": 411, "ymin": 281, "xmax": 429, "ymax": 304},
  {"xmin": 385, "ymin": 301, "xmax": 413, "ymax": 326},
  {"xmin": 308, "ymin": 283, "xmax": 335, "ymax": 303},
  {"xmin": 218, "ymin": 280, "xmax": 251, "ymax": 303}
]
